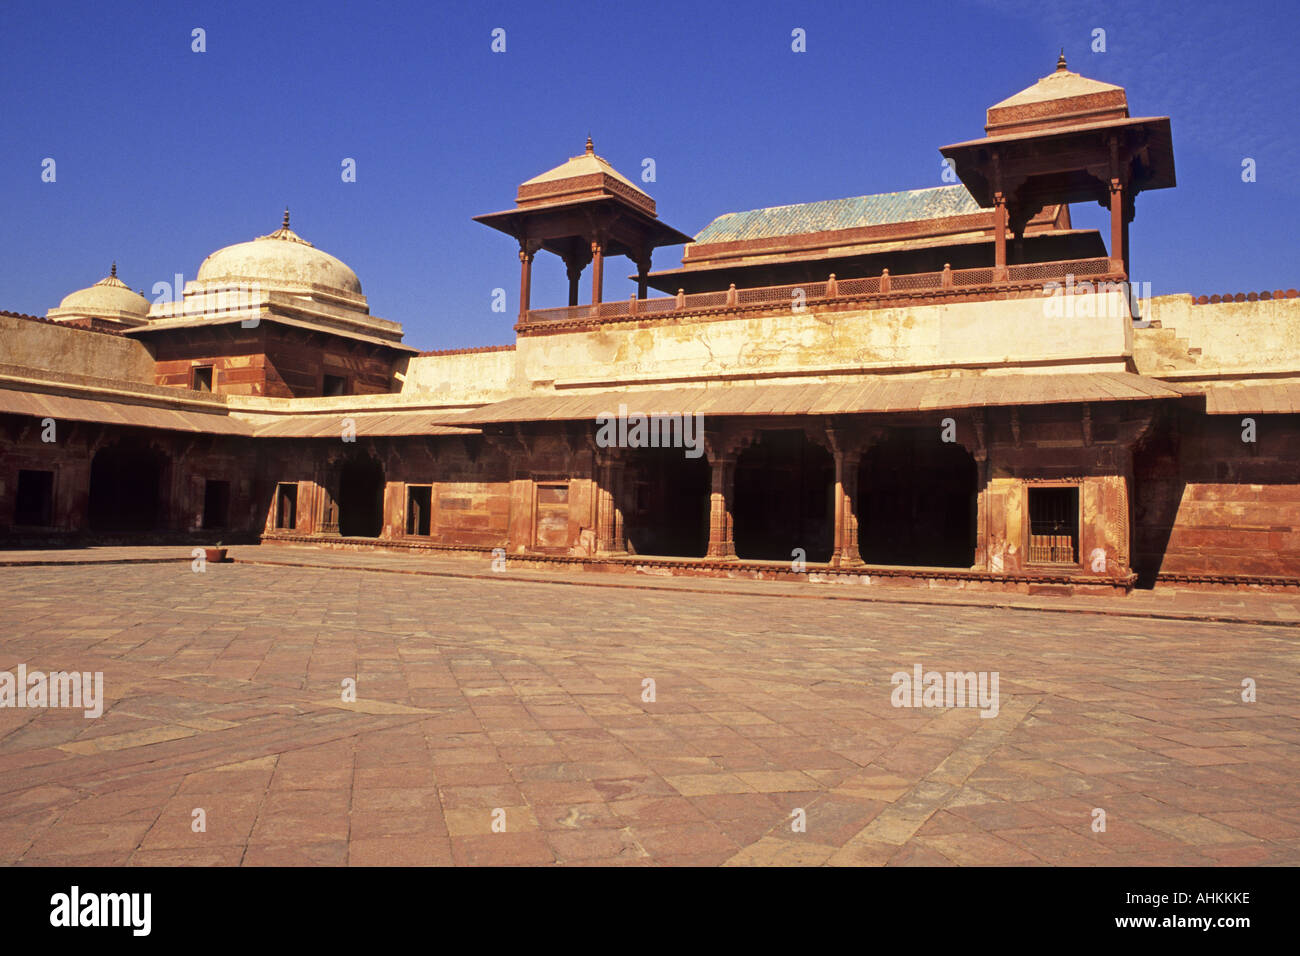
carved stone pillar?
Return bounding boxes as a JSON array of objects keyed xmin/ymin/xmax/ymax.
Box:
[
  {"xmin": 1112, "ymin": 445, "xmax": 1134, "ymax": 577},
  {"xmin": 993, "ymin": 191, "xmax": 1008, "ymax": 280},
  {"xmin": 706, "ymin": 454, "xmax": 737, "ymax": 560},
  {"xmin": 518, "ymin": 244, "xmax": 535, "ymax": 320},
  {"xmin": 838, "ymin": 453, "xmax": 862, "ymax": 566},
  {"xmin": 635, "ymin": 252, "xmax": 651, "ymax": 300},
  {"xmin": 565, "ymin": 258, "xmax": 582, "ymax": 307},
  {"xmin": 590, "ymin": 237, "xmax": 605, "ymax": 305},
  {"xmin": 969, "ymin": 411, "xmax": 989, "ymax": 570},
  {"xmin": 826, "ymin": 426, "xmax": 863, "ymax": 567},
  {"xmin": 1121, "ymin": 193, "xmax": 1134, "ymax": 280},
  {"xmin": 1109, "ymin": 178, "xmax": 1126, "ymax": 277},
  {"xmin": 596, "ymin": 452, "xmax": 625, "ymax": 554},
  {"xmin": 973, "ymin": 453, "xmax": 991, "ymax": 570}
]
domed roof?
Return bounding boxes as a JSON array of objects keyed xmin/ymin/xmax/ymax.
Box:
[
  {"xmin": 196, "ymin": 210, "xmax": 362, "ymax": 297},
  {"xmin": 48, "ymin": 263, "xmax": 150, "ymax": 322}
]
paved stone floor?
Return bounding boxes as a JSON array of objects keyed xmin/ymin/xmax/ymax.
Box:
[
  {"xmin": 6, "ymin": 543, "xmax": 1300, "ymax": 628},
  {"xmin": 1, "ymin": 560, "xmax": 1297, "ymax": 866}
]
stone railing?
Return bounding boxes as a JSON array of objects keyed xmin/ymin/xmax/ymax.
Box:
[{"xmin": 521, "ymin": 257, "xmax": 1118, "ymax": 328}]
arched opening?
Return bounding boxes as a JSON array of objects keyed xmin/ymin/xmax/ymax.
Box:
[
  {"xmin": 337, "ymin": 454, "xmax": 385, "ymax": 537},
  {"xmin": 88, "ymin": 437, "xmax": 168, "ymax": 532},
  {"xmin": 733, "ymin": 430, "xmax": 835, "ymax": 563},
  {"xmin": 621, "ymin": 448, "xmax": 710, "ymax": 557},
  {"xmin": 858, "ymin": 430, "xmax": 978, "ymax": 567}
]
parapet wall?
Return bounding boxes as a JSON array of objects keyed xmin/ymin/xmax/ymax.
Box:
[
  {"xmin": 0, "ymin": 313, "xmax": 156, "ymax": 383},
  {"xmin": 398, "ymin": 346, "xmax": 519, "ymax": 404},
  {"xmin": 1136, "ymin": 292, "xmax": 1300, "ymax": 376}
]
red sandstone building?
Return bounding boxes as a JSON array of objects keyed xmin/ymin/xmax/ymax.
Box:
[{"xmin": 2, "ymin": 58, "xmax": 1297, "ymax": 593}]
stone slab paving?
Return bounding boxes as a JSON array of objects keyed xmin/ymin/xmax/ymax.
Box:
[
  {"xmin": 7, "ymin": 542, "xmax": 1299, "ymax": 627},
  {"xmin": 0, "ymin": 560, "xmax": 1297, "ymax": 866},
  {"xmin": 0, "ymin": 546, "xmax": 192, "ymax": 566},
  {"xmin": 256, "ymin": 547, "xmax": 1300, "ymax": 626}
]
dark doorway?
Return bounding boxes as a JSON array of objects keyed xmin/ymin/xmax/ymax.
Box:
[
  {"xmin": 88, "ymin": 438, "xmax": 167, "ymax": 532},
  {"xmin": 338, "ymin": 454, "xmax": 385, "ymax": 537},
  {"xmin": 622, "ymin": 449, "xmax": 710, "ymax": 557},
  {"xmin": 406, "ymin": 485, "xmax": 432, "ymax": 536},
  {"xmin": 202, "ymin": 479, "xmax": 230, "ymax": 530},
  {"xmin": 733, "ymin": 430, "xmax": 835, "ymax": 562},
  {"xmin": 858, "ymin": 430, "xmax": 978, "ymax": 567},
  {"xmin": 274, "ymin": 483, "xmax": 298, "ymax": 530},
  {"xmin": 14, "ymin": 470, "xmax": 55, "ymax": 527}
]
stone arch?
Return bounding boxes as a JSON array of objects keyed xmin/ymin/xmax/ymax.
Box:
[
  {"xmin": 621, "ymin": 446, "xmax": 710, "ymax": 558},
  {"xmin": 88, "ymin": 436, "xmax": 169, "ymax": 532},
  {"xmin": 858, "ymin": 429, "xmax": 978, "ymax": 567},
  {"xmin": 733, "ymin": 429, "xmax": 835, "ymax": 562}
]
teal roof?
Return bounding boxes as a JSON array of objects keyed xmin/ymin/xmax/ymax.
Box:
[{"xmin": 693, "ymin": 184, "xmax": 983, "ymax": 244}]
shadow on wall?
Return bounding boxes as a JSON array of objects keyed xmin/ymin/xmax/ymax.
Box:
[
  {"xmin": 1132, "ymin": 410, "xmax": 1184, "ymax": 588},
  {"xmin": 1132, "ymin": 408, "xmax": 1300, "ymax": 585}
]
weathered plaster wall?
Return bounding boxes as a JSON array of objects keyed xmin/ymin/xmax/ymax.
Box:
[
  {"xmin": 1135, "ymin": 294, "xmax": 1300, "ymax": 375},
  {"xmin": 0, "ymin": 314, "xmax": 156, "ymax": 383},
  {"xmin": 398, "ymin": 349, "xmax": 519, "ymax": 405},
  {"xmin": 515, "ymin": 292, "xmax": 1134, "ymax": 389}
]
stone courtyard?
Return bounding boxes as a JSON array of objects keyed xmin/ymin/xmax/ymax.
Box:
[{"xmin": 1, "ymin": 554, "xmax": 1297, "ymax": 866}]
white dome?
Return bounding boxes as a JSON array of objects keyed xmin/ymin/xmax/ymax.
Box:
[
  {"xmin": 49, "ymin": 265, "xmax": 150, "ymax": 322},
  {"xmin": 196, "ymin": 211, "xmax": 362, "ymax": 298}
]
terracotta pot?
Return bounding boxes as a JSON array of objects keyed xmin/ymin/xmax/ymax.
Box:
[{"xmin": 204, "ymin": 548, "xmax": 228, "ymax": 563}]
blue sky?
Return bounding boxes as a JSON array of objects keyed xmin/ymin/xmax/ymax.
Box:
[{"xmin": 2, "ymin": 0, "xmax": 1296, "ymax": 350}]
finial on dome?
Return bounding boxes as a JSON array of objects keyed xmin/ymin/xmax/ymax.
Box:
[
  {"xmin": 585, "ymin": 134, "xmax": 593, "ymax": 155},
  {"xmin": 1056, "ymin": 48, "xmax": 1068, "ymax": 72},
  {"xmin": 110, "ymin": 261, "xmax": 117, "ymax": 278},
  {"xmin": 256, "ymin": 207, "xmax": 311, "ymax": 245}
]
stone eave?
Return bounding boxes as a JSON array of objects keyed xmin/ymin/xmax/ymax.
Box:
[{"xmin": 124, "ymin": 311, "xmax": 419, "ymax": 354}]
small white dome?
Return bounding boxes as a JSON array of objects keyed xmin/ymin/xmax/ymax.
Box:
[{"xmin": 50, "ymin": 264, "xmax": 150, "ymax": 322}]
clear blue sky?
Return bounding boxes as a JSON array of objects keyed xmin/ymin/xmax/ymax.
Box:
[{"xmin": 2, "ymin": 0, "xmax": 1296, "ymax": 350}]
